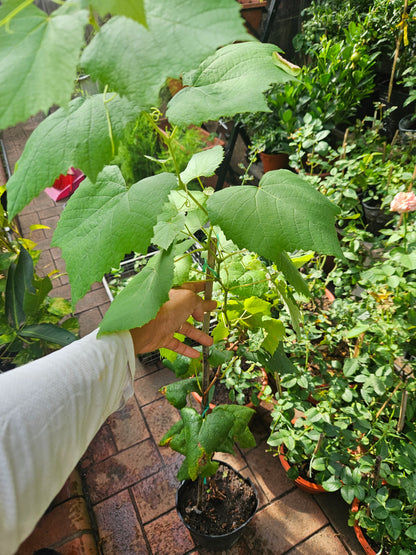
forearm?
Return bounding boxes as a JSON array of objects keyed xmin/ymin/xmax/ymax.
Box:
[{"xmin": 0, "ymin": 330, "xmax": 135, "ymax": 555}]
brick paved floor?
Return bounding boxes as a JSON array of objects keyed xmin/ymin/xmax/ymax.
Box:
[{"xmin": 1, "ymin": 118, "xmax": 365, "ymax": 554}]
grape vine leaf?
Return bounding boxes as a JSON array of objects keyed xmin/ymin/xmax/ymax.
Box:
[
  {"xmin": 167, "ymin": 42, "xmax": 295, "ymax": 126},
  {"xmin": 98, "ymin": 246, "xmax": 175, "ymax": 335},
  {"xmin": 0, "ymin": 1, "xmax": 88, "ymax": 130},
  {"xmin": 52, "ymin": 166, "xmax": 177, "ymax": 305},
  {"xmin": 207, "ymin": 168, "xmax": 343, "ymax": 261},
  {"xmin": 81, "ymin": 0, "xmax": 250, "ymax": 110},
  {"xmin": 6, "ymin": 94, "xmax": 139, "ymax": 219},
  {"xmin": 180, "ymin": 145, "xmax": 224, "ymax": 185},
  {"xmin": 89, "ymin": 0, "xmax": 146, "ymax": 26}
]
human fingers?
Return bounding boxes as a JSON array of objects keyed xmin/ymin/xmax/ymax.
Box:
[
  {"xmin": 179, "ymin": 281, "xmax": 213, "ymax": 294},
  {"xmin": 179, "ymin": 321, "xmax": 214, "ymax": 346},
  {"xmin": 192, "ymin": 299, "xmax": 217, "ymax": 322},
  {"xmin": 164, "ymin": 335, "xmax": 203, "ymax": 358}
]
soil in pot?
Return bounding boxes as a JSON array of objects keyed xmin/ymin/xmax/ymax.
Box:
[
  {"xmin": 176, "ymin": 461, "xmax": 258, "ymax": 551},
  {"xmin": 193, "ymin": 365, "xmax": 268, "ymax": 409}
]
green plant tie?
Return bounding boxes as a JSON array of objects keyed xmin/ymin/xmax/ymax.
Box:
[
  {"xmin": 201, "ymin": 403, "xmax": 210, "ymax": 417},
  {"xmin": 202, "ymin": 260, "xmax": 218, "ymax": 278}
]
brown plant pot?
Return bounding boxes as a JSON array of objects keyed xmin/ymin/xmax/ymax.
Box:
[
  {"xmin": 278, "ymin": 445, "xmax": 326, "ymax": 494},
  {"xmin": 237, "ymin": 0, "xmax": 268, "ymax": 33},
  {"xmin": 260, "ymin": 152, "xmax": 289, "ymax": 173},
  {"xmin": 351, "ymin": 498, "xmax": 376, "ymax": 555}
]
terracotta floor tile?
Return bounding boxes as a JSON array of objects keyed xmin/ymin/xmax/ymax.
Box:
[
  {"xmin": 51, "ymin": 469, "xmax": 84, "ymax": 507},
  {"xmin": 77, "ymin": 307, "xmax": 103, "ymax": 337},
  {"xmin": 245, "ymin": 489, "xmax": 328, "ymax": 554},
  {"xmin": 58, "ymin": 532, "xmax": 98, "ymax": 554},
  {"xmin": 244, "ymin": 440, "xmax": 294, "ymax": 502},
  {"xmin": 17, "ymin": 497, "xmax": 91, "ymax": 554},
  {"xmin": 85, "ymin": 440, "xmax": 162, "ymax": 504},
  {"xmin": 193, "ymin": 539, "xmax": 252, "ymax": 554},
  {"xmin": 144, "ymin": 509, "xmax": 194, "ymax": 555},
  {"xmin": 131, "ymin": 461, "xmax": 182, "ymax": 523},
  {"xmin": 75, "ymin": 287, "xmax": 109, "ymax": 313},
  {"xmin": 285, "ymin": 524, "xmax": 349, "ymax": 554},
  {"xmin": 142, "ymin": 397, "xmax": 182, "ymax": 463},
  {"xmin": 107, "ymin": 396, "xmax": 150, "ymax": 451},
  {"xmin": 79, "ymin": 423, "xmax": 117, "ymax": 470},
  {"xmin": 93, "ymin": 490, "xmax": 148, "ymax": 554},
  {"xmin": 134, "ymin": 366, "xmax": 176, "ymax": 406}
]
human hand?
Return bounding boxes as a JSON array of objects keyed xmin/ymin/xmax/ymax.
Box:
[{"xmin": 129, "ymin": 282, "xmax": 217, "ymax": 358}]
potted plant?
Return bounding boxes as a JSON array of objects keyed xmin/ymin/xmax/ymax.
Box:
[
  {"xmin": 399, "ymin": 64, "xmax": 416, "ymax": 144},
  {"xmin": 348, "ymin": 377, "xmax": 416, "ymax": 555},
  {"xmin": 236, "ymin": 0, "xmax": 268, "ymax": 36},
  {"xmin": 0, "ymin": 191, "xmax": 79, "ymax": 369},
  {"xmin": 2, "ymin": 1, "xmax": 343, "ymax": 548},
  {"xmin": 239, "ymin": 77, "xmax": 302, "ymax": 172}
]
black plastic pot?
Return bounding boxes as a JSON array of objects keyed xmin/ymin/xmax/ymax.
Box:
[
  {"xmin": 361, "ymin": 198, "xmax": 392, "ymax": 235},
  {"xmin": 399, "ymin": 114, "xmax": 416, "ymax": 147},
  {"xmin": 176, "ymin": 461, "xmax": 258, "ymax": 552}
]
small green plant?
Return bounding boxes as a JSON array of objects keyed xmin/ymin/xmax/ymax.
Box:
[
  {"xmin": 0, "ymin": 190, "xmax": 78, "ymax": 369},
  {"xmin": 1, "ymin": 1, "xmax": 343, "ymax": 521}
]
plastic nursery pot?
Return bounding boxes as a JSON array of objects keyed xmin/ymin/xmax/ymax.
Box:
[
  {"xmin": 351, "ymin": 497, "xmax": 376, "ymax": 555},
  {"xmin": 361, "ymin": 198, "xmax": 392, "ymax": 235},
  {"xmin": 191, "ymin": 367, "xmax": 268, "ymax": 410},
  {"xmin": 278, "ymin": 444, "xmax": 326, "ymax": 494},
  {"xmin": 176, "ymin": 460, "xmax": 258, "ymax": 552},
  {"xmin": 398, "ymin": 114, "xmax": 416, "ymax": 146},
  {"xmin": 259, "ymin": 152, "xmax": 289, "ymax": 173}
]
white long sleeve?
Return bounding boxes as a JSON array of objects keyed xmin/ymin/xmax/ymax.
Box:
[{"xmin": 0, "ymin": 330, "xmax": 136, "ymax": 555}]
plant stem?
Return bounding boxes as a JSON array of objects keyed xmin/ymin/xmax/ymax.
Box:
[
  {"xmin": 375, "ymin": 381, "xmax": 403, "ymax": 419},
  {"xmin": 202, "ymin": 237, "xmax": 217, "ymax": 406},
  {"xmin": 387, "ymin": 0, "xmax": 409, "ymax": 103},
  {"xmin": 196, "ymin": 237, "xmax": 217, "ymax": 512},
  {"xmin": 397, "ymin": 390, "xmax": 408, "ymax": 432}
]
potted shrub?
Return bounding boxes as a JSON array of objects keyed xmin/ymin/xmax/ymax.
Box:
[
  {"xmin": 2, "ymin": 1, "xmax": 343, "ymax": 548},
  {"xmin": 239, "ymin": 77, "xmax": 302, "ymax": 172},
  {"xmin": 348, "ymin": 378, "xmax": 416, "ymax": 555},
  {"xmin": 0, "ymin": 193, "xmax": 78, "ymax": 369}
]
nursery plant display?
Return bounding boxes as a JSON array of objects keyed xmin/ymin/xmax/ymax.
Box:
[
  {"xmin": 0, "ymin": 189, "xmax": 78, "ymax": 370},
  {"xmin": 241, "ymin": 19, "xmax": 378, "ymax": 173},
  {"xmin": 1, "ymin": 0, "xmax": 344, "ymax": 547}
]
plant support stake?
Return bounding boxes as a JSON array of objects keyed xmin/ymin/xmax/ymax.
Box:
[{"xmin": 202, "ymin": 237, "xmax": 217, "ymax": 408}]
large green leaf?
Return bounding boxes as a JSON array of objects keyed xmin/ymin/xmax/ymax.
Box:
[
  {"xmin": 89, "ymin": 0, "xmax": 146, "ymax": 26},
  {"xmin": 6, "ymin": 94, "xmax": 139, "ymax": 219},
  {"xmin": 161, "ymin": 377, "xmax": 200, "ymax": 410},
  {"xmin": 167, "ymin": 42, "xmax": 294, "ymax": 126},
  {"xmin": 98, "ymin": 247, "xmax": 175, "ymax": 334},
  {"xmin": 19, "ymin": 323, "xmax": 77, "ymax": 346},
  {"xmin": 180, "ymin": 145, "xmax": 224, "ymax": 185},
  {"xmin": 0, "ymin": 1, "xmax": 88, "ymax": 130},
  {"xmin": 5, "ymin": 246, "xmax": 35, "ymax": 329},
  {"xmin": 52, "ymin": 166, "xmax": 177, "ymax": 305},
  {"xmin": 81, "ymin": 0, "xmax": 250, "ymax": 110},
  {"xmin": 207, "ymin": 170, "xmax": 343, "ymax": 261}
]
